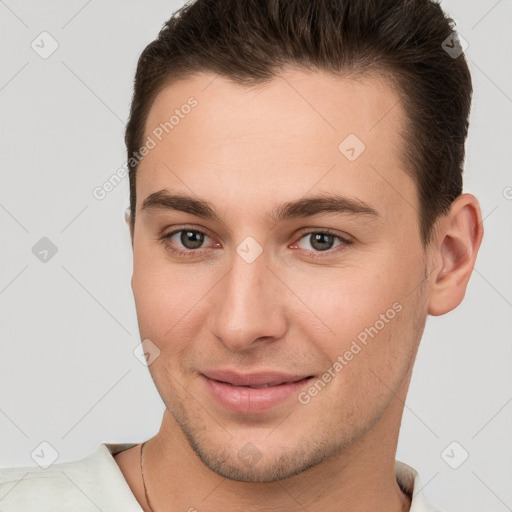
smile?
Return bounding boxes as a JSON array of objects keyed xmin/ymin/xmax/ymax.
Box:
[{"xmin": 201, "ymin": 370, "xmax": 314, "ymax": 414}]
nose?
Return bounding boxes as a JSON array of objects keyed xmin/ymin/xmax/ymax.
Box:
[{"xmin": 208, "ymin": 245, "xmax": 287, "ymax": 351}]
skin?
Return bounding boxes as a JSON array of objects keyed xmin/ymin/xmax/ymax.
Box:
[{"xmin": 114, "ymin": 68, "xmax": 483, "ymax": 512}]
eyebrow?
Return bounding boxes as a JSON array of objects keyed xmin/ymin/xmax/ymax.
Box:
[{"xmin": 141, "ymin": 190, "xmax": 381, "ymax": 224}]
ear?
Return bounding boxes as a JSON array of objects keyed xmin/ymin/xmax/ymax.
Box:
[
  {"xmin": 124, "ymin": 207, "xmax": 134, "ymax": 248},
  {"xmin": 427, "ymin": 193, "xmax": 484, "ymax": 316}
]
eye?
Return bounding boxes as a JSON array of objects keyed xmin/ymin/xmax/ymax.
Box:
[
  {"xmin": 292, "ymin": 229, "xmax": 351, "ymax": 256},
  {"xmin": 161, "ymin": 228, "xmax": 217, "ymax": 256},
  {"xmin": 160, "ymin": 227, "xmax": 352, "ymax": 258}
]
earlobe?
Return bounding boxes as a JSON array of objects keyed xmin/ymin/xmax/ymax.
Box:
[{"xmin": 427, "ymin": 193, "xmax": 484, "ymax": 316}]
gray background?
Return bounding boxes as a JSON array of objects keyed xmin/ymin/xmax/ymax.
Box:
[{"xmin": 1, "ymin": 1, "xmax": 511, "ymax": 510}]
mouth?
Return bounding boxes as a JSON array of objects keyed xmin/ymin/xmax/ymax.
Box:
[
  {"xmin": 201, "ymin": 370, "xmax": 314, "ymax": 413},
  {"xmin": 202, "ymin": 369, "xmax": 313, "ymax": 386},
  {"xmin": 222, "ymin": 380, "xmax": 303, "ymax": 389}
]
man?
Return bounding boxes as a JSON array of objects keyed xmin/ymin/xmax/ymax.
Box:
[{"xmin": 0, "ymin": 0, "xmax": 483, "ymax": 510}]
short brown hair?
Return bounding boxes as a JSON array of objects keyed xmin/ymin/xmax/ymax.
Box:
[{"xmin": 125, "ymin": 0, "xmax": 472, "ymax": 246}]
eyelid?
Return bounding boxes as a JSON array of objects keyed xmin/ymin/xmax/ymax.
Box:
[{"xmin": 162, "ymin": 223, "xmax": 214, "ymax": 238}]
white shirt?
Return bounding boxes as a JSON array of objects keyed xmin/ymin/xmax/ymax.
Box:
[{"xmin": 0, "ymin": 442, "xmax": 442, "ymax": 511}]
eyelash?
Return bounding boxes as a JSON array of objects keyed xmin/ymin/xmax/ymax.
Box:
[{"xmin": 160, "ymin": 227, "xmax": 352, "ymax": 259}]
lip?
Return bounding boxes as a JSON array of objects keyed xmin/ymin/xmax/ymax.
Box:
[{"xmin": 201, "ymin": 370, "xmax": 313, "ymax": 414}]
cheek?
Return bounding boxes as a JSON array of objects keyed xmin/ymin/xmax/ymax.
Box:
[
  {"xmin": 287, "ymin": 251, "xmax": 424, "ymax": 384},
  {"xmin": 287, "ymin": 263, "xmax": 402, "ymax": 346},
  {"xmin": 131, "ymin": 248, "xmax": 214, "ymax": 366},
  {"xmin": 132, "ymin": 243, "xmax": 193, "ymax": 322},
  {"xmin": 304, "ymin": 295, "xmax": 421, "ymax": 432}
]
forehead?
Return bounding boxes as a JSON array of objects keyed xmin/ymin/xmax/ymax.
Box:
[
  {"xmin": 136, "ymin": 68, "xmax": 417, "ymax": 227},
  {"xmin": 144, "ymin": 68, "xmax": 405, "ymax": 149}
]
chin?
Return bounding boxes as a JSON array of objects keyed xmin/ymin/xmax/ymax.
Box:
[
  {"xmin": 200, "ymin": 452, "xmax": 324, "ymax": 483},
  {"xmin": 182, "ymin": 423, "xmax": 342, "ymax": 483}
]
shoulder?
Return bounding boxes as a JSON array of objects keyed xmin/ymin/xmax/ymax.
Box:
[{"xmin": 0, "ymin": 443, "xmax": 142, "ymax": 512}]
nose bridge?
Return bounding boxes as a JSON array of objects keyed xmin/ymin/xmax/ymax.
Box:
[{"xmin": 209, "ymin": 242, "xmax": 285, "ymax": 350}]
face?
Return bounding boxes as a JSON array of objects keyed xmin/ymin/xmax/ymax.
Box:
[{"xmin": 131, "ymin": 68, "xmax": 431, "ymax": 482}]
